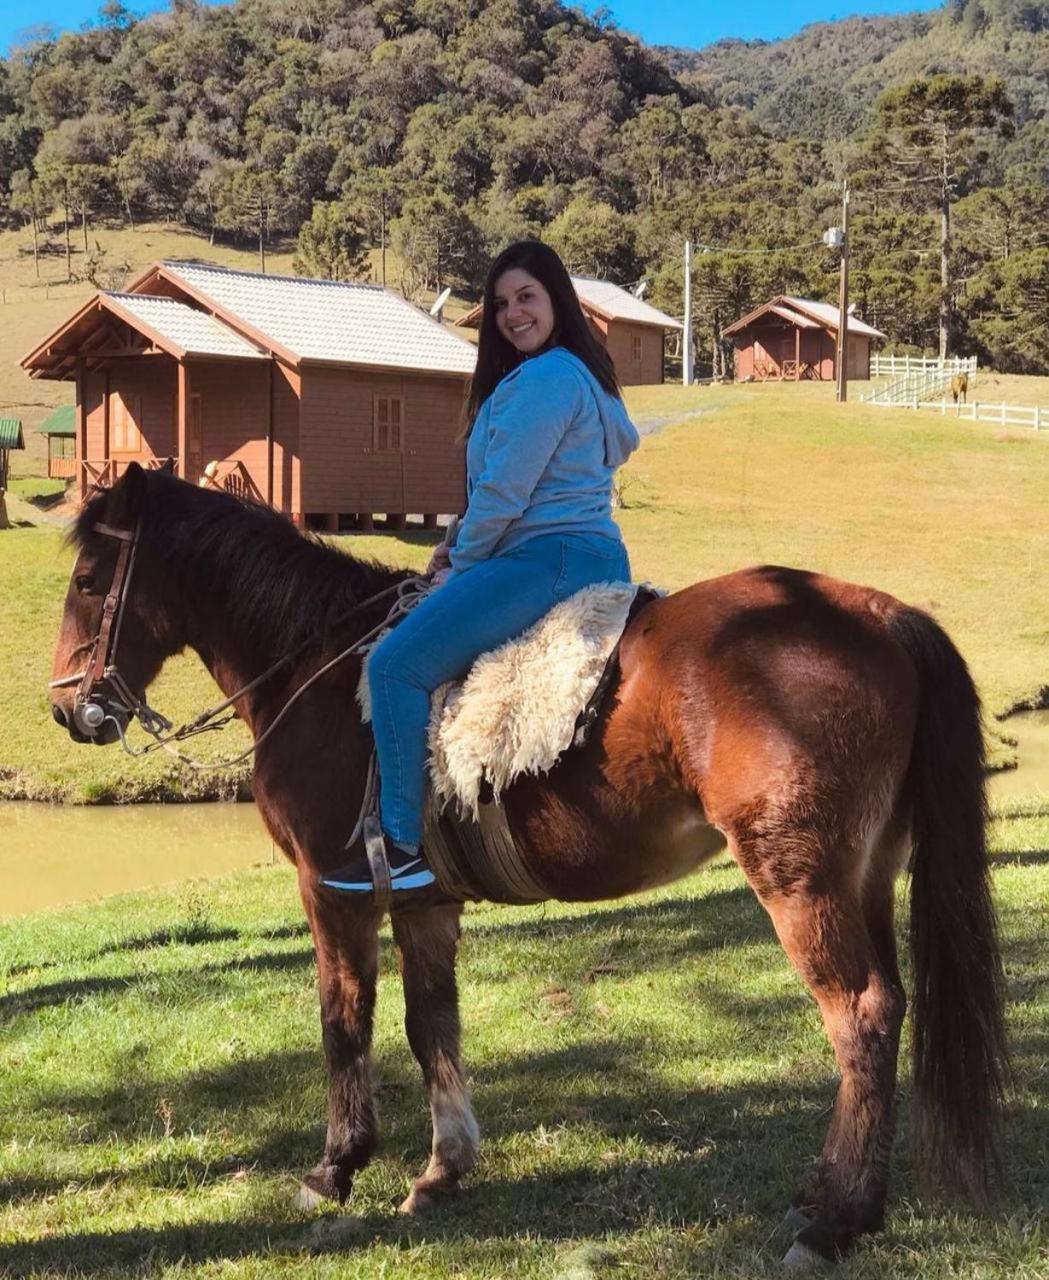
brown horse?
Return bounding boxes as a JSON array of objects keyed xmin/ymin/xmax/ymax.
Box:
[{"xmin": 49, "ymin": 464, "xmax": 1008, "ymax": 1265}]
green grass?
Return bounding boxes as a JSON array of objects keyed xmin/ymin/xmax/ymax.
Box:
[
  {"xmin": 0, "ymin": 803, "xmax": 1046, "ymax": 1278},
  {"xmin": 3, "ymin": 380, "xmax": 1048, "ymax": 799}
]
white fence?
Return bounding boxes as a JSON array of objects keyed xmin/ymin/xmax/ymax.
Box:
[
  {"xmin": 900, "ymin": 399, "xmax": 1048, "ymax": 430},
  {"xmin": 870, "ymin": 354, "xmax": 978, "ymax": 377}
]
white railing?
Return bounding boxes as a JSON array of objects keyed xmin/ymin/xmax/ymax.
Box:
[
  {"xmin": 870, "ymin": 354, "xmax": 978, "ymax": 377},
  {"xmin": 863, "ymin": 368, "xmax": 959, "ymax": 406},
  {"xmin": 901, "ymin": 399, "xmax": 1048, "ymax": 430}
]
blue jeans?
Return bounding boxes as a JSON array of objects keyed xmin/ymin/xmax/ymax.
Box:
[{"xmin": 367, "ymin": 532, "xmax": 632, "ymax": 846}]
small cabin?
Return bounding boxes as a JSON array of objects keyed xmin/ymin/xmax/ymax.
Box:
[
  {"xmin": 38, "ymin": 403, "xmax": 77, "ymax": 479},
  {"xmin": 0, "ymin": 417, "xmax": 25, "ymax": 529},
  {"xmin": 0, "ymin": 417, "xmax": 24, "ymax": 492},
  {"xmin": 458, "ymin": 275, "xmax": 680, "ymax": 385},
  {"xmin": 723, "ymin": 296, "xmax": 885, "ymax": 382},
  {"xmin": 22, "ymin": 262, "xmax": 478, "ymax": 530}
]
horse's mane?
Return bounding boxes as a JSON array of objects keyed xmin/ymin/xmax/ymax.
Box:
[{"xmin": 74, "ymin": 471, "xmax": 407, "ymax": 655}]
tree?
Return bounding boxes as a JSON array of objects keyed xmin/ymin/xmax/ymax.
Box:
[
  {"xmin": 217, "ymin": 163, "xmax": 291, "ymax": 272},
  {"xmin": 293, "ymin": 200, "xmax": 369, "ymax": 280},
  {"xmin": 545, "ymin": 195, "xmax": 639, "ymax": 281},
  {"xmin": 9, "ymin": 168, "xmax": 52, "ymax": 277},
  {"xmin": 871, "ymin": 75, "xmax": 1014, "ymax": 357},
  {"xmin": 342, "ymin": 166, "xmax": 403, "ymax": 286},
  {"xmin": 390, "ymin": 190, "xmax": 485, "ymax": 297}
]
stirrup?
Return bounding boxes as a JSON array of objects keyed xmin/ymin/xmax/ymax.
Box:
[{"xmin": 320, "ymin": 816, "xmax": 436, "ymax": 907}]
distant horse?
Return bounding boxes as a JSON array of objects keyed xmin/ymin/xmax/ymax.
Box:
[
  {"xmin": 49, "ymin": 464, "xmax": 1007, "ymax": 1266},
  {"xmin": 951, "ymin": 372, "xmax": 969, "ymax": 407}
]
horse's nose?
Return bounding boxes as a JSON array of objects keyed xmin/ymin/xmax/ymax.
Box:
[{"xmin": 52, "ymin": 703, "xmax": 69, "ymax": 727}]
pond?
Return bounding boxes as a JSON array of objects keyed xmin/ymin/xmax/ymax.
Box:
[
  {"xmin": 2, "ymin": 710, "xmax": 1046, "ymax": 920},
  {"xmin": 0, "ymin": 801, "xmax": 276, "ymax": 920},
  {"xmin": 988, "ymin": 709, "xmax": 1049, "ymax": 802}
]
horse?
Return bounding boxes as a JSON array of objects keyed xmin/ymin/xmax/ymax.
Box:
[
  {"xmin": 951, "ymin": 372, "xmax": 969, "ymax": 407},
  {"xmin": 49, "ymin": 463, "xmax": 1008, "ymax": 1266}
]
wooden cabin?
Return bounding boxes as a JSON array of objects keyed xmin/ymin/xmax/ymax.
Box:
[
  {"xmin": 723, "ymin": 296, "xmax": 885, "ymax": 382},
  {"xmin": 0, "ymin": 417, "xmax": 24, "ymax": 492},
  {"xmin": 38, "ymin": 403, "xmax": 76, "ymax": 479},
  {"xmin": 0, "ymin": 417, "xmax": 25, "ymax": 530},
  {"xmin": 21, "ymin": 262, "xmax": 477, "ymax": 529},
  {"xmin": 458, "ymin": 275, "xmax": 680, "ymax": 386}
]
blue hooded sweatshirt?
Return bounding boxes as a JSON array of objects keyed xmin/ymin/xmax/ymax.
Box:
[{"xmin": 448, "ymin": 347, "xmax": 639, "ymax": 576}]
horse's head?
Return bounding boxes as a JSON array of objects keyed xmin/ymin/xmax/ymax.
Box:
[{"xmin": 51, "ymin": 463, "xmax": 178, "ymax": 745}]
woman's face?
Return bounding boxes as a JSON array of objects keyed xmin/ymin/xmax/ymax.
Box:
[{"xmin": 492, "ymin": 268, "xmax": 556, "ymax": 354}]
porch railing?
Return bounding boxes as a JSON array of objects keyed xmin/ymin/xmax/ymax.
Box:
[
  {"xmin": 206, "ymin": 459, "xmax": 264, "ymax": 503},
  {"xmin": 80, "ymin": 457, "xmax": 177, "ymax": 489}
]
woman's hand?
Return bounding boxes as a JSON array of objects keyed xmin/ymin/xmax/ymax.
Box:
[
  {"xmin": 425, "ymin": 516, "xmax": 460, "ymax": 579},
  {"xmin": 426, "ymin": 540, "xmax": 452, "ymax": 577}
]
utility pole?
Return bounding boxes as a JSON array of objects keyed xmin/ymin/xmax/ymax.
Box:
[
  {"xmin": 683, "ymin": 239, "xmax": 694, "ymax": 386},
  {"xmin": 835, "ymin": 181, "xmax": 851, "ymax": 404}
]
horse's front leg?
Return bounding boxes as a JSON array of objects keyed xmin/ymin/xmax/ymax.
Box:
[
  {"xmin": 392, "ymin": 902, "xmax": 479, "ymax": 1213},
  {"xmin": 297, "ymin": 875, "xmax": 382, "ymax": 1207}
]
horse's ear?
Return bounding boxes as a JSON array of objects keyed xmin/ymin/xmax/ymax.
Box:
[
  {"xmin": 107, "ymin": 461, "xmax": 147, "ymax": 527},
  {"xmin": 159, "ymin": 456, "xmax": 176, "ymax": 474}
]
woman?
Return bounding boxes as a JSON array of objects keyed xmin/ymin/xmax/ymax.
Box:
[{"xmin": 324, "ymin": 241, "xmax": 639, "ymax": 894}]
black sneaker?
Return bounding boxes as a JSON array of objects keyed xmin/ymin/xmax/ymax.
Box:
[{"xmin": 320, "ymin": 826, "xmax": 436, "ymax": 894}]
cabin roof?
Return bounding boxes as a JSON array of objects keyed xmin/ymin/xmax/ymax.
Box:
[
  {"xmin": 0, "ymin": 418, "xmax": 24, "ymax": 450},
  {"xmin": 37, "ymin": 404, "xmax": 75, "ymax": 436},
  {"xmin": 457, "ymin": 275, "xmax": 681, "ymax": 330},
  {"xmin": 104, "ymin": 292, "xmax": 268, "ymax": 360},
  {"xmin": 152, "ymin": 262, "xmax": 478, "ymax": 375},
  {"xmin": 723, "ymin": 295, "xmax": 885, "ymax": 340}
]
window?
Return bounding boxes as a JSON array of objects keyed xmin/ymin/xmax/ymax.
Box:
[
  {"xmin": 373, "ymin": 395, "xmax": 404, "ymax": 453},
  {"xmin": 630, "ymin": 334, "xmax": 643, "ymax": 362},
  {"xmin": 110, "ymin": 391, "xmax": 142, "ymax": 453}
]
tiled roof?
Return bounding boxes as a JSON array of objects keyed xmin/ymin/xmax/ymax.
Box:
[
  {"xmin": 0, "ymin": 418, "xmax": 24, "ymax": 450},
  {"xmin": 37, "ymin": 404, "xmax": 75, "ymax": 436},
  {"xmin": 104, "ymin": 293, "xmax": 268, "ymax": 359},
  {"xmin": 157, "ymin": 262, "xmax": 477, "ymax": 375},
  {"xmin": 782, "ymin": 297, "xmax": 885, "ymax": 339},
  {"xmin": 570, "ymin": 276, "xmax": 682, "ymax": 329}
]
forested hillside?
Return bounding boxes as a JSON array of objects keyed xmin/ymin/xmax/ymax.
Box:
[{"xmin": 1, "ymin": 0, "xmax": 1047, "ymax": 370}]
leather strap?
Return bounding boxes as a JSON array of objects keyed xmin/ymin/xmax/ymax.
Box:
[{"xmin": 363, "ymin": 814, "xmax": 392, "ymax": 913}]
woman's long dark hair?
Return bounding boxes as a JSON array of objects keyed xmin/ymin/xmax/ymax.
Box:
[{"xmin": 464, "ymin": 241, "xmax": 621, "ymax": 432}]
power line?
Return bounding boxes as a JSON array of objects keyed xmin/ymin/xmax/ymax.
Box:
[{"xmin": 693, "ymin": 239, "xmax": 826, "ymax": 256}]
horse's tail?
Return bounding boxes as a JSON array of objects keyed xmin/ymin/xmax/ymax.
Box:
[{"xmin": 887, "ymin": 606, "xmax": 1009, "ymax": 1201}]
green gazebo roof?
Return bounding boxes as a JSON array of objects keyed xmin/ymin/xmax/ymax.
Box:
[
  {"xmin": 0, "ymin": 418, "xmax": 25, "ymax": 450},
  {"xmin": 37, "ymin": 404, "xmax": 75, "ymax": 437}
]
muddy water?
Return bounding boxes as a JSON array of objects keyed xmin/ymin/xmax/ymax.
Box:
[
  {"xmin": 989, "ymin": 710, "xmax": 1049, "ymax": 802},
  {"xmin": 2, "ymin": 711, "xmax": 1046, "ymax": 920},
  {"xmin": 0, "ymin": 802, "xmax": 276, "ymax": 920}
]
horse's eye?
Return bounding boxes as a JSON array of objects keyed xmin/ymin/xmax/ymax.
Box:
[{"xmin": 75, "ymin": 574, "xmax": 95, "ymax": 593}]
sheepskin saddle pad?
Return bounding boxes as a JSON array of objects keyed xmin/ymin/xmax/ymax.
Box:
[{"xmin": 360, "ymin": 581, "xmax": 654, "ymax": 815}]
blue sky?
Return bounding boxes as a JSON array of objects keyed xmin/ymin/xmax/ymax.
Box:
[{"xmin": 2, "ymin": 0, "xmax": 943, "ymax": 57}]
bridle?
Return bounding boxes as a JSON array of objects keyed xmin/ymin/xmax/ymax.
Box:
[
  {"xmin": 50, "ymin": 514, "xmax": 430, "ymax": 771},
  {"xmin": 48, "ymin": 517, "xmax": 174, "ymax": 740}
]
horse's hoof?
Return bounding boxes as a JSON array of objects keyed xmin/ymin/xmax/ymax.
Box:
[
  {"xmin": 398, "ymin": 1179, "xmax": 456, "ymax": 1215},
  {"xmin": 783, "ymin": 1205, "xmax": 815, "ymax": 1235},
  {"xmin": 295, "ymin": 1182, "xmax": 327, "ymax": 1213},
  {"xmin": 783, "ymin": 1241, "xmax": 830, "ymax": 1270},
  {"xmin": 296, "ymin": 1164, "xmax": 351, "ymax": 1210}
]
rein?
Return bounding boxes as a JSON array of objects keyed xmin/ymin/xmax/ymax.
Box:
[{"xmin": 51, "ymin": 517, "xmax": 431, "ymax": 771}]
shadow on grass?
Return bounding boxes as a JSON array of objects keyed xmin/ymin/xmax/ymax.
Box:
[
  {"xmin": 2, "ymin": 889, "xmax": 766, "ymax": 1019},
  {"xmin": 991, "ymin": 849, "xmax": 1049, "ymax": 868},
  {"xmin": 0, "ymin": 946, "xmax": 316, "ymax": 1018}
]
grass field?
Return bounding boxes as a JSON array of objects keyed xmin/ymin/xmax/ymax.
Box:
[
  {"xmin": 3, "ymin": 377, "xmax": 1047, "ymax": 800},
  {"xmin": 0, "ymin": 802, "xmax": 1046, "ymax": 1279}
]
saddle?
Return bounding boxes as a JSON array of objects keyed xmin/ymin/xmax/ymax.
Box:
[{"xmin": 360, "ymin": 582, "xmax": 660, "ymax": 903}]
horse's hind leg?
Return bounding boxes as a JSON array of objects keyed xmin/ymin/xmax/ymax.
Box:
[
  {"xmin": 297, "ymin": 881, "xmax": 381, "ymax": 1207},
  {"xmin": 392, "ymin": 903, "xmax": 479, "ymax": 1213},
  {"xmin": 737, "ymin": 841, "xmax": 906, "ymax": 1263}
]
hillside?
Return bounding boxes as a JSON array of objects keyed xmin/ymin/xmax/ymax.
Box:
[
  {"xmin": 673, "ymin": 1, "xmax": 1049, "ymax": 160},
  {"xmin": 0, "ymin": 0, "xmax": 1047, "ymax": 379}
]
